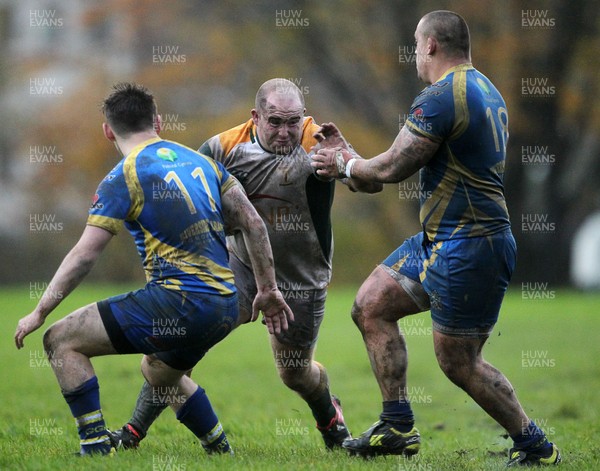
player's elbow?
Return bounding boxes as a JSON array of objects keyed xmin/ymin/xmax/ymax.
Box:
[
  {"xmin": 239, "ymin": 211, "xmax": 267, "ymax": 238},
  {"xmin": 378, "ymin": 161, "xmax": 421, "ymax": 184},
  {"xmin": 72, "ymin": 247, "xmax": 101, "ymax": 273}
]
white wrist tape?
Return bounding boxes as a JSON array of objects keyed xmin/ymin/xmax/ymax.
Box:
[{"xmin": 345, "ymin": 158, "xmax": 357, "ymax": 178}]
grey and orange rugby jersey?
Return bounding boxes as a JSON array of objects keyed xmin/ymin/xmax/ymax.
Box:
[{"xmin": 198, "ymin": 117, "xmax": 334, "ymax": 291}]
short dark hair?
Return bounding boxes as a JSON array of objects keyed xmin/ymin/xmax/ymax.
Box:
[
  {"xmin": 101, "ymin": 82, "xmax": 157, "ymax": 136},
  {"xmin": 421, "ymin": 10, "xmax": 471, "ymax": 59}
]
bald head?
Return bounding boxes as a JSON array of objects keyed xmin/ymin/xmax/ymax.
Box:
[
  {"xmin": 255, "ymin": 78, "xmax": 305, "ymax": 113},
  {"xmin": 419, "ymin": 10, "xmax": 471, "ymax": 60}
]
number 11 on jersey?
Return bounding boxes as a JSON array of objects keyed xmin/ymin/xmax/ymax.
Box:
[{"xmin": 164, "ymin": 167, "xmax": 217, "ymax": 215}]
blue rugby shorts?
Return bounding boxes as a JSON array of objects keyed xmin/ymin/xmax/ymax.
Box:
[
  {"xmin": 98, "ymin": 282, "xmax": 238, "ymax": 370},
  {"xmin": 382, "ymin": 229, "xmax": 516, "ymax": 337}
]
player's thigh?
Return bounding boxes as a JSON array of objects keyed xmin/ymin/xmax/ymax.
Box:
[
  {"xmin": 355, "ymin": 266, "xmax": 426, "ymax": 324},
  {"xmin": 44, "ymin": 302, "xmax": 117, "ymax": 357},
  {"xmin": 356, "ymin": 235, "xmax": 430, "ymax": 323},
  {"xmin": 272, "ymin": 288, "xmax": 325, "ymax": 353}
]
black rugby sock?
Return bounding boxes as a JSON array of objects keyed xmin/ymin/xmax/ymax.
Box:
[{"xmin": 129, "ymin": 380, "xmax": 168, "ymax": 438}]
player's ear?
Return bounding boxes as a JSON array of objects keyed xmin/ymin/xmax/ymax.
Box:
[
  {"xmin": 154, "ymin": 114, "xmax": 162, "ymax": 134},
  {"xmin": 251, "ymin": 109, "xmax": 260, "ymax": 126},
  {"xmin": 426, "ymin": 36, "xmax": 436, "ymax": 55},
  {"xmin": 102, "ymin": 122, "xmax": 116, "ymax": 142}
]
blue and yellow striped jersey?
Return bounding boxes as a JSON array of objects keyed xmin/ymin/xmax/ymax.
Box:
[
  {"xmin": 88, "ymin": 137, "xmax": 236, "ymax": 295},
  {"xmin": 406, "ymin": 63, "xmax": 511, "ymax": 242}
]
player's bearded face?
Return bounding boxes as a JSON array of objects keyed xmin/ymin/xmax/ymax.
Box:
[{"xmin": 255, "ymin": 96, "xmax": 304, "ymax": 155}]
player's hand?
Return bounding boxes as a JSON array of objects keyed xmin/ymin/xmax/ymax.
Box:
[
  {"xmin": 311, "ymin": 147, "xmax": 353, "ymax": 179},
  {"xmin": 15, "ymin": 311, "xmax": 45, "ymax": 349},
  {"xmin": 251, "ymin": 288, "xmax": 294, "ymax": 335},
  {"xmin": 311, "ymin": 122, "xmax": 349, "ymax": 152}
]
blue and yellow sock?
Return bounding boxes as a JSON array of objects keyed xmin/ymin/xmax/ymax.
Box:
[
  {"xmin": 62, "ymin": 376, "xmax": 111, "ymax": 455},
  {"xmin": 380, "ymin": 399, "xmax": 415, "ymax": 433},
  {"xmin": 176, "ymin": 386, "xmax": 231, "ymax": 454},
  {"xmin": 511, "ymin": 420, "xmax": 550, "ymax": 451}
]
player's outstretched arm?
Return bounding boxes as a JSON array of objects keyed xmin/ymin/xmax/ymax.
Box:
[
  {"xmin": 14, "ymin": 225, "xmax": 113, "ymax": 349},
  {"xmin": 311, "ymin": 126, "xmax": 439, "ymax": 184},
  {"xmin": 221, "ymin": 180, "xmax": 294, "ymax": 334}
]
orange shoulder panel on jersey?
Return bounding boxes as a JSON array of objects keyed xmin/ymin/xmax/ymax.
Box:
[
  {"xmin": 218, "ymin": 119, "xmax": 254, "ymax": 157},
  {"xmin": 300, "ymin": 116, "xmax": 320, "ymax": 153}
]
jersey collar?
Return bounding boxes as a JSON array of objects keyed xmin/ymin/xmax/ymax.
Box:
[
  {"xmin": 126, "ymin": 136, "xmax": 163, "ymax": 158},
  {"xmin": 436, "ymin": 62, "xmax": 474, "ymax": 83},
  {"xmin": 252, "ymin": 123, "xmax": 303, "ymax": 156}
]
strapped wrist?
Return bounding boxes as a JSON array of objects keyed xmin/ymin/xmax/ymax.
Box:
[{"xmin": 345, "ymin": 158, "xmax": 357, "ymax": 178}]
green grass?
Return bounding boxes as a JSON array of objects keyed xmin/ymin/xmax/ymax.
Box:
[{"xmin": 1, "ymin": 284, "xmax": 599, "ymax": 470}]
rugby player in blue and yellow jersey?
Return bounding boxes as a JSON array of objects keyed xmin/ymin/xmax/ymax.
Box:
[
  {"xmin": 312, "ymin": 10, "xmax": 560, "ymax": 467},
  {"xmin": 14, "ymin": 82, "xmax": 292, "ymax": 456}
]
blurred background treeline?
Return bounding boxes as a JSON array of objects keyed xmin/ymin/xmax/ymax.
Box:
[{"xmin": 0, "ymin": 0, "xmax": 598, "ymax": 289}]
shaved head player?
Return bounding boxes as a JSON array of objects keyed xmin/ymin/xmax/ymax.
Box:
[{"xmin": 312, "ymin": 11, "xmax": 560, "ymax": 467}]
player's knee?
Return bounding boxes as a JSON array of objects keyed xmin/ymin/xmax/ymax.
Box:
[
  {"xmin": 436, "ymin": 352, "xmax": 469, "ymax": 388},
  {"xmin": 42, "ymin": 327, "xmax": 54, "ymax": 353},
  {"xmin": 436, "ymin": 353, "xmax": 452, "ymax": 377},
  {"xmin": 42, "ymin": 323, "xmax": 62, "ymax": 354},
  {"xmin": 350, "ymin": 299, "xmax": 365, "ymax": 330},
  {"xmin": 437, "ymin": 357, "xmax": 456, "ymax": 382},
  {"xmin": 351, "ymin": 294, "xmax": 385, "ymax": 335},
  {"xmin": 143, "ymin": 354, "xmax": 185, "ymax": 388},
  {"xmin": 277, "ymin": 363, "xmax": 311, "ymax": 392},
  {"xmin": 352, "ymin": 278, "xmax": 391, "ymax": 326},
  {"xmin": 141, "ymin": 355, "xmax": 167, "ymax": 386}
]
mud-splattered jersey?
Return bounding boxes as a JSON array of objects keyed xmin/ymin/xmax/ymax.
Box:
[{"xmin": 199, "ymin": 117, "xmax": 334, "ymax": 290}]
